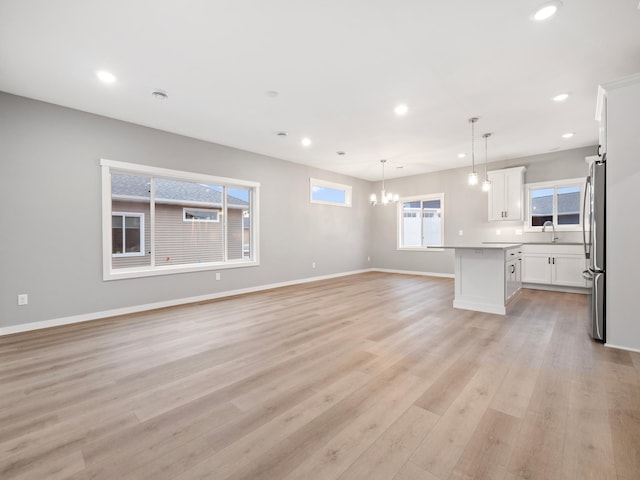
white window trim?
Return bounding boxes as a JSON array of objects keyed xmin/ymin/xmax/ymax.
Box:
[
  {"xmin": 183, "ymin": 207, "xmax": 220, "ymax": 223},
  {"xmin": 101, "ymin": 159, "xmax": 260, "ymax": 281},
  {"xmin": 111, "ymin": 212, "xmax": 145, "ymax": 257},
  {"xmin": 397, "ymin": 193, "xmax": 445, "ymax": 251},
  {"xmin": 309, "ymin": 177, "xmax": 352, "ymax": 207},
  {"xmin": 524, "ymin": 177, "xmax": 585, "ymax": 233}
]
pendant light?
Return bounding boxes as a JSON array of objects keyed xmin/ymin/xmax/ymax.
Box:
[
  {"xmin": 482, "ymin": 132, "xmax": 492, "ymax": 192},
  {"xmin": 370, "ymin": 159, "xmax": 399, "ymax": 205},
  {"xmin": 467, "ymin": 117, "xmax": 479, "ymax": 186}
]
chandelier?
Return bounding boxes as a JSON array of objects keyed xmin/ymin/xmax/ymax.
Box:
[{"xmin": 370, "ymin": 159, "xmax": 399, "ymax": 205}]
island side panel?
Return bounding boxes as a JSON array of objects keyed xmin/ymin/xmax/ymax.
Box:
[{"xmin": 453, "ymin": 248, "xmax": 507, "ymax": 315}]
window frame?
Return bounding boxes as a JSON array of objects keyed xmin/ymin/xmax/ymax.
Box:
[
  {"xmin": 182, "ymin": 207, "xmax": 220, "ymax": 223},
  {"xmin": 309, "ymin": 178, "xmax": 352, "ymax": 207},
  {"xmin": 524, "ymin": 177, "xmax": 586, "ymax": 232},
  {"xmin": 111, "ymin": 212, "xmax": 145, "ymax": 257},
  {"xmin": 101, "ymin": 159, "xmax": 260, "ymax": 281},
  {"xmin": 397, "ymin": 193, "xmax": 445, "ymax": 251}
]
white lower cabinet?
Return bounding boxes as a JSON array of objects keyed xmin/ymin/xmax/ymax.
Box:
[{"xmin": 521, "ymin": 245, "xmax": 587, "ymax": 288}]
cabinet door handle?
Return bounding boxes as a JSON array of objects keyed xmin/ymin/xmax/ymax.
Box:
[
  {"xmin": 597, "ymin": 144, "xmax": 602, "ymax": 157},
  {"xmin": 552, "ymin": 257, "xmax": 555, "ymax": 265},
  {"xmin": 511, "ymin": 265, "xmax": 515, "ymax": 274},
  {"xmin": 548, "ymin": 257, "xmax": 551, "ymax": 264}
]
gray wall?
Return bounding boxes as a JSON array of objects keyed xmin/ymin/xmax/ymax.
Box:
[
  {"xmin": 0, "ymin": 91, "xmax": 596, "ymax": 330},
  {"xmin": 0, "ymin": 93, "xmax": 372, "ymax": 328},
  {"xmin": 370, "ymin": 146, "xmax": 594, "ymax": 274}
]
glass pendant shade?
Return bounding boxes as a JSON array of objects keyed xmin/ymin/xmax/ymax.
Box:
[
  {"xmin": 481, "ymin": 132, "xmax": 492, "ymax": 193},
  {"xmin": 467, "ymin": 117, "xmax": 479, "ymax": 187}
]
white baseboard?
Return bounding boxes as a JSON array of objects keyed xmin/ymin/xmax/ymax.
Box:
[
  {"xmin": 604, "ymin": 343, "xmax": 640, "ymax": 354},
  {"xmin": 0, "ymin": 269, "xmax": 372, "ymax": 337},
  {"xmin": 371, "ymin": 268, "xmax": 454, "ymax": 279}
]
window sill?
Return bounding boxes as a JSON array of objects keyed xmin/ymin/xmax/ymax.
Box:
[
  {"xmin": 397, "ymin": 247, "xmax": 445, "ymax": 252},
  {"xmin": 104, "ymin": 260, "xmax": 260, "ymax": 281}
]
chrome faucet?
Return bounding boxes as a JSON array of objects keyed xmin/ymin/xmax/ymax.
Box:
[{"xmin": 542, "ymin": 221, "xmax": 558, "ymax": 243}]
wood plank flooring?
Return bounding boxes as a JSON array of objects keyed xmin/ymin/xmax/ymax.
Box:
[{"xmin": 1, "ymin": 272, "xmax": 639, "ymax": 480}]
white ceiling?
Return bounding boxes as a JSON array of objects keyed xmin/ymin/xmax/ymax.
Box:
[{"xmin": 1, "ymin": 1, "xmax": 639, "ymax": 180}]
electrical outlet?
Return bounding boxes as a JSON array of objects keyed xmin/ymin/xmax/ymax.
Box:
[
  {"xmin": 515, "ymin": 229, "xmax": 523, "ymax": 236},
  {"xmin": 215, "ymin": 272, "xmax": 221, "ymax": 281},
  {"xmin": 458, "ymin": 230, "xmax": 464, "ymax": 236},
  {"xmin": 496, "ymin": 229, "xmax": 501, "ymax": 236},
  {"xmin": 312, "ymin": 262, "xmax": 316, "ymax": 269},
  {"xmin": 17, "ymin": 294, "xmax": 28, "ymax": 306},
  {"xmin": 367, "ymin": 256, "xmax": 371, "ymax": 262}
]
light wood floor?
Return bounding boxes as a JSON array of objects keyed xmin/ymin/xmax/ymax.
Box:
[{"xmin": 1, "ymin": 272, "xmax": 639, "ymax": 480}]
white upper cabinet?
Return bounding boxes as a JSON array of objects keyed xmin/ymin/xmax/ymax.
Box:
[{"xmin": 487, "ymin": 166, "xmax": 526, "ymax": 222}]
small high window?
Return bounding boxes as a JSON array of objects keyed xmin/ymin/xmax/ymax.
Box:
[{"xmin": 309, "ymin": 178, "xmax": 352, "ymax": 207}]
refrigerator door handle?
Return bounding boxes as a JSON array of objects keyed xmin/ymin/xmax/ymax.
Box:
[
  {"xmin": 582, "ymin": 269, "xmax": 593, "ymax": 281},
  {"xmin": 594, "ymin": 274, "xmax": 602, "ymax": 341},
  {"xmin": 583, "ymin": 175, "xmax": 591, "ymax": 260}
]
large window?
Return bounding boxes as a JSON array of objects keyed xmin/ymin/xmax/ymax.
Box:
[
  {"xmin": 309, "ymin": 178, "xmax": 352, "ymax": 207},
  {"xmin": 101, "ymin": 159, "xmax": 259, "ymax": 280},
  {"xmin": 525, "ymin": 178, "xmax": 585, "ymax": 231},
  {"xmin": 397, "ymin": 193, "xmax": 444, "ymax": 249}
]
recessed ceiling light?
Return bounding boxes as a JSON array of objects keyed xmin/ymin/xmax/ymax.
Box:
[
  {"xmin": 553, "ymin": 93, "xmax": 569, "ymax": 102},
  {"xmin": 301, "ymin": 137, "xmax": 312, "ymax": 147},
  {"xmin": 276, "ymin": 131, "xmax": 288, "ymax": 137},
  {"xmin": 266, "ymin": 90, "xmax": 279, "ymax": 98},
  {"xmin": 562, "ymin": 132, "xmax": 575, "ymax": 139},
  {"xmin": 458, "ymin": 153, "xmax": 467, "ymax": 158},
  {"xmin": 531, "ymin": 1, "xmax": 562, "ymax": 21},
  {"xmin": 96, "ymin": 70, "xmax": 117, "ymax": 83},
  {"xmin": 151, "ymin": 90, "xmax": 168, "ymax": 100},
  {"xmin": 394, "ymin": 104, "xmax": 409, "ymax": 116}
]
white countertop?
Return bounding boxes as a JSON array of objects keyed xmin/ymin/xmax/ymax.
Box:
[{"xmin": 429, "ymin": 243, "xmax": 522, "ymax": 250}]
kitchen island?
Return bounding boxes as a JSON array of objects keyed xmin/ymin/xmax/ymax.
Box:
[{"xmin": 434, "ymin": 244, "xmax": 523, "ymax": 315}]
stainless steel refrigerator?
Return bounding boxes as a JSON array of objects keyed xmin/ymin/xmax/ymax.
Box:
[{"xmin": 583, "ymin": 155, "xmax": 606, "ymax": 342}]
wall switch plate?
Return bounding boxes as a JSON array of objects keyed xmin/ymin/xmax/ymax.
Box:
[
  {"xmin": 312, "ymin": 262, "xmax": 316, "ymax": 269},
  {"xmin": 367, "ymin": 256, "xmax": 371, "ymax": 262},
  {"xmin": 458, "ymin": 230, "xmax": 464, "ymax": 236},
  {"xmin": 496, "ymin": 229, "xmax": 501, "ymax": 236},
  {"xmin": 215, "ymin": 272, "xmax": 221, "ymax": 281},
  {"xmin": 17, "ymin": 294, "xmax": 28, "ymax": 306}
]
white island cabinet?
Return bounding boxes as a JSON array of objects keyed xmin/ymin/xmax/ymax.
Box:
[{"xmin": 435, "ymin": 244, "xmax": 522, "ymax": 315}]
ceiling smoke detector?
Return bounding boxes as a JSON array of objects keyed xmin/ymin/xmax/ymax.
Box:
[{"xmin": 151, "ymin": 90, "xmax": 168, "ymax": 100}]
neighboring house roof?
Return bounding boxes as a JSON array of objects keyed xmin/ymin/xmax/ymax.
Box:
[
  {"xmin": 111, "ymin": 173, "xmax": 249, "ymax": 207},
  {"xmin": 531, "ymin": 192, "xmax": 579, "ymax": 215}
]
